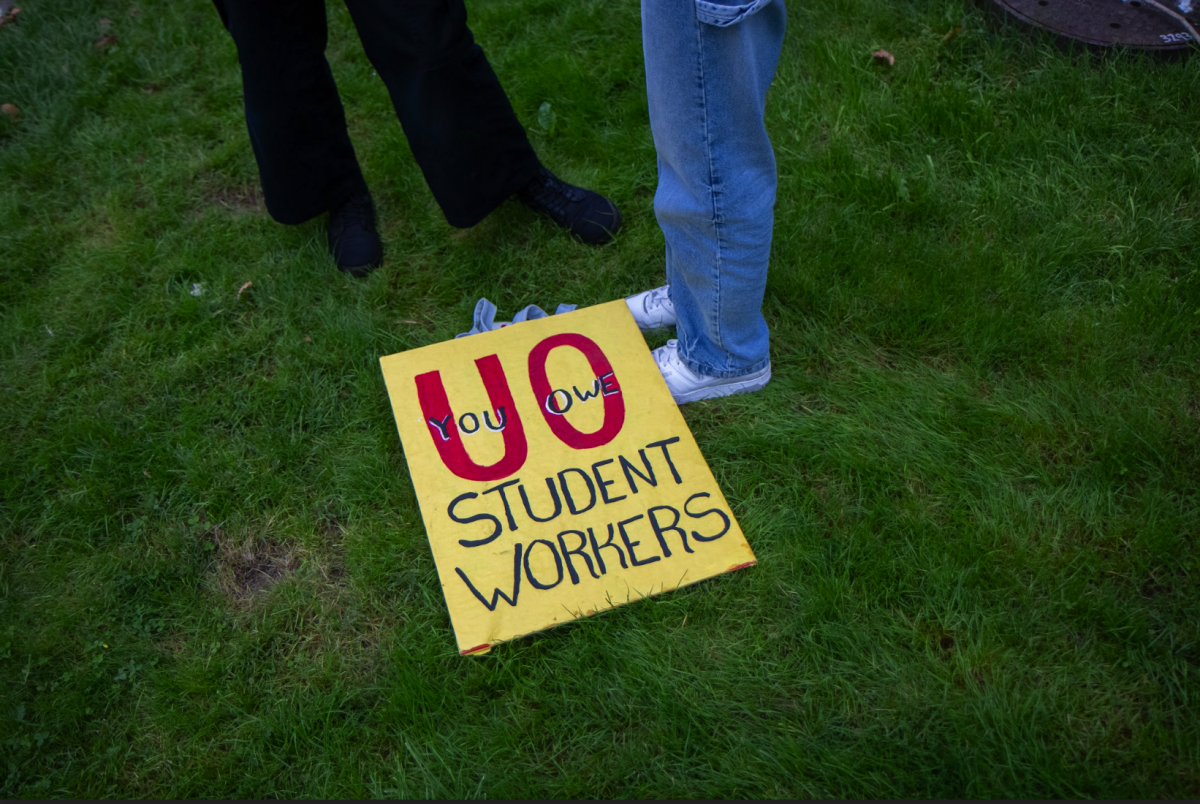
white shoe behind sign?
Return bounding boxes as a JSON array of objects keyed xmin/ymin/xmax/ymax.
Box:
[
  {"xmin": 625, "ymin": 285, "xmax": 677, "ymax": 331},
  {"xmin": 652, "ymin": 340, "xmax": 771, "ymax": 404}
]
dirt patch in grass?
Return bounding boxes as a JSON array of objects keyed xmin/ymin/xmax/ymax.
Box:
[
  {"xmin": 319, "ymin": 515, "xmax": 344, "ymax": 541},
  {"xmin": 194, "ymin": 176, "xmax": 266, "ymax": 218},
  {"xmin": 208, "ymin": 183, "xmax": 265, "ymax": 213},
  {"xmin": 208, "ymin": 527, "xmax": 297, "ymax": 603}
]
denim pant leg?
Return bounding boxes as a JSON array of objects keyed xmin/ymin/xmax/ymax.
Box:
[{"xmin": 642, "ymin": 0, "xmax": 786, "ymax": 378}]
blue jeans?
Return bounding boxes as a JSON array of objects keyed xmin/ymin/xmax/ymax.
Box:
[{"xmin": 642, "ymin": 0, "xmax": 786, "ymax": 378}]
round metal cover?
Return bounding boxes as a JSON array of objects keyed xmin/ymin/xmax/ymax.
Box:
[{"xmin": 980, "ymin": 0, "xmax": 1199, "ymax": 54}]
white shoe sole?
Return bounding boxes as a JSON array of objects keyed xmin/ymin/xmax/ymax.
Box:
[{"xmin": 671, "ymin": 364, "xmax": 771, "ymax": 404}]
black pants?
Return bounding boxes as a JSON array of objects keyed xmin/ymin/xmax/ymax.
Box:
[{"xmin": 213, "ymin": 0, "xmax": 541, "ymax": 226}]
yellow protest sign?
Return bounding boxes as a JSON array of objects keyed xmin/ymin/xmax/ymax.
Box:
[{"xmin": 379, "ymin": 300, "xmax": 755, "ymax": 654}]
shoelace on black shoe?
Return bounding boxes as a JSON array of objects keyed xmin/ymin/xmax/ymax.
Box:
[
  {"xmin": 330, "ymin": 194, "xmax": 374, "ymax": 239},
  {"xmin": 518, "ymin": 169, "xmax": 586, "ymax": 223}
]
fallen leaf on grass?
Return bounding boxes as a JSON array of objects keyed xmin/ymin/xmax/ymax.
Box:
[
  {"xmin": 303, "ymin": 336, "xmax": 312, "ymax": 342},
  {"xmin": 1, "ymin": 103, "xmax": 18, "ymax": 121},
  {"xmin": 871, "ymin": 49, "xmax": 895, "ymax": 67},
  {"xmin": 400, "ymin": 319, "xmax": 418, "ymax": 324},
  {"xmin": 0, "ymin": 6, "xmax": 20, "ymax": 27},
  {"xmin": 94, "ymin": 33, "xmax": 118, "ymax": 50},
  {"xmin": 237, "ymin": 281, "xmax": 253, "ymax": 298},
  {"xmin": 143, "ymin": 470, "xmax": 151, "ymax": 479},
  {"xmin": 941, "ymin": 26, "xmax": 962, "ymax": 42}
]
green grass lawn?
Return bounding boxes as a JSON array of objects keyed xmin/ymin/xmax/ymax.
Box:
[{"xmin": 2, "ymin": 0, "xmax": 1199, "ymax": 797}]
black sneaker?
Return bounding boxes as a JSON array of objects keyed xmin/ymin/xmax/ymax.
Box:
[
  {"xmin": 327, "ymin": 192, "xmax": 383, "ymax": 277},
  {"xmin": 517, "ymin": 167, "xmax": 623, "ymax": 245}
]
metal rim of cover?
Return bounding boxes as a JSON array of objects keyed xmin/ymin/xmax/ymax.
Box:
[{"xmin": 978, "ymin": 0, "xmax": 1200, "ymax": 55}]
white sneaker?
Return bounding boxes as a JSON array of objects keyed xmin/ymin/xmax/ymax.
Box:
[
  {"xmin": 625, "ymin": 285, "xmax": 677, "ymax": 331},
  {"xmin": 652, "ymin": 339, "xmax": 771, "ymax": 404}
]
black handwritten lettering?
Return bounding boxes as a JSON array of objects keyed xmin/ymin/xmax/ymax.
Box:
[
  {"xmin": 483, "ymin": 407, "xmax": 507, "ymax": 432},
  {"xmin": 456, "ymin": 543, "xmax": 522, "ymax": 611},
  {"xmin": 573, "ymin": 379, "xmax": 601, "ymax": 403},
  {"xmin": 647, "ymin": 504, "xmax": 692, "ymax": 556},
  {"xmin": 619, "ymin": 451, "xmax": 657, "ymax": 494},
  {"xmin": 545, "ymin": 389, "xmax": 573, "ymax": 415},
  {"xmin": 428, "ymin": 414, "xmax": 453, "ymax": 441},
  {"xmin": 459, "ymin": 412, "xmax": 480, "ymax": 435},
  {"xmin": 588, "ymin": 524, "xmax": 628, "ymax": 574},
  {"xmin": 557, "ymin": 468, "xmax": 597, "ymax": 516},
  {"xmin": 683, "ymin": 492, "xmax": 731, "ymax": 542},
  {"xmin": 591, "ymin": 458, "xmax": 627, "ymax": 504},
  {"xmin": 523, "ymin": 539, "xmax": 565, "ymax": 590},
  {"xmin": 617, "ymin": 514, "xmax": 660, "ymax": 567},
  {"xmin": 599, "ymin": 372, "xmax": 620, "ymax": 396},
  {"xmin": 448, "ymin": 492, "xmax": 502, "ymax": 548},
  {"xmin": 557, "ymin": 529, "xmax": 600, "ymax": 584},
  {"xmin": 646, "ymin": 437, "xmax": 683, "ymax": 484},
  {"xmin": 482, "ymin": 478, "xmax": 521, "ymax": 532},
  {"xmin": 518, "ymin": 477, "xmax": 563, "ymax": 523}
]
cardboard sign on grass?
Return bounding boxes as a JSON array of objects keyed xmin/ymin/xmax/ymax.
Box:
[{"xmin": 379, "ymin": 300, "xmax": 755, "ymax": 654}]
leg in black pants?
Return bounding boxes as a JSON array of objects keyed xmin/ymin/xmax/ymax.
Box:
[
  {"xmin": 213, "ymin": 0, "xmax": 539, "ymax": 227},
  {"xmin": 344, "ymin": 0, "xmax": 542, "ymax": 228},
  {"xmin": 213, "ymin": 0, "xmax": 369, "ymax": 225}
]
